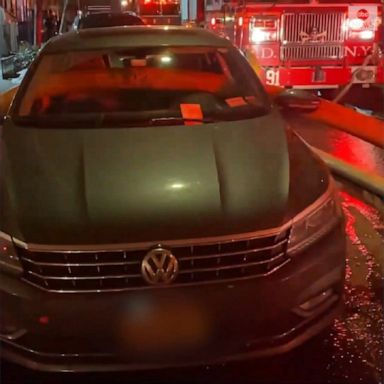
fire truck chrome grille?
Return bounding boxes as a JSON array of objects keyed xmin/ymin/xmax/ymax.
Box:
[
  {"xmin": 281, "ymin": 44, "xmax": 344, "ymax": 61},
  {"xmin": 281, "ymin": 12, "xmax": 346, "ymax": 61},
  {"xmin": 17, "ymin": 230, "xmax": 290, "ymax": 292}
]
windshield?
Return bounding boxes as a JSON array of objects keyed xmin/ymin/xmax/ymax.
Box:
[
  {"xmin": 15, "ymin": 46, "xmax": 269, "ymax": 127},
  {"xmin": 79, "ymin": 14, "xmax": 145, "ymax": 29}
]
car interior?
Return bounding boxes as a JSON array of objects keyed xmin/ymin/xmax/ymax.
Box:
[{"xmin": 19, "ymin": 48, "xmax": 262, "ymax": 119}]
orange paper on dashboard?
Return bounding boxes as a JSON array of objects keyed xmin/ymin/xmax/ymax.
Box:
[
  {"xmin": 180, "ymin": 104, "xmax": 203, "ymax": 125},
  {"xmin": 226, "ymin": 97, "xmax": 247, "ymax": 107}
]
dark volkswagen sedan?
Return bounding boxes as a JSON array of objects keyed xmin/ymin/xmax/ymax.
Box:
[
  {"xmin": 0, "ymin": 27, "xmax": 346, "ymax": 372},
  {"xmin": 73, "ymin": 11, "xmax": 145, "ymax": 30}
]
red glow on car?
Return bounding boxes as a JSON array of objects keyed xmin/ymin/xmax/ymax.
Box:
[{"xmin": 39, "ymin": 316, "xmax": 50, "ymax": 325}]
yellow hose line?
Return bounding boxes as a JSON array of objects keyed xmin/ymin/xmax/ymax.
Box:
[
  {"xmin": 265, "ymin": 84, "xmax": 384, "ymax": 148},
  {"xmin": 311, "ymin": 146, "xmax": 384, "ymax": 197},
  {"xmin": 310, "ymin": 99, "xmax": 384, "ymax": 148}
]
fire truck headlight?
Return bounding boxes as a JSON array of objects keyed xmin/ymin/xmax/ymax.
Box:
[
  {"xmin": 349, "ymin": 18, "xmax": 364, "ymax": 30},
  {"xmin": 251, "ymin": 29, "xmax": 277, "ymax": 43},
  {"xmin": 359, "ymin": 30, "xmax": 374, "ymax": 40},
  {"xmin": 160, "ymin": 56, "xmax": 172, "ymax": 64}
]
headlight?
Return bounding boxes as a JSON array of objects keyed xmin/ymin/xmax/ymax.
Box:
[
  {"xmin": 251, "ymin": 29, "xmax": 277, "ymax": 43},
  {"xmin": 288, "ymin": 192, "xmax": 342, "ymax": 255},
  {"xmin": 358, "ymin": 30, "xmax": 375, "ymax": 40},
  {"xmin": 0, "ymin": 232, "xmax": 23, "ymax": 275},
  {"xmin": 348, "ymin": 29, "xmax": 375, "ymax": 41},
  {"xmin": 249, "ymin": 16, "xmax": 278, "ymax": 43},
  {"xmin": 349, "ymin": 18, "xmax": 365, "ymax": 30}
]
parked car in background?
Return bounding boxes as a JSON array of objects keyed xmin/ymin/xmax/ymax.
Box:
[
  {"xmin": 72, "ymin": 11, "xmax": 144, "ymax": 30},
  {"xmin": 0, "ymin": 26, "xmax": 346, "ymax": 372}
]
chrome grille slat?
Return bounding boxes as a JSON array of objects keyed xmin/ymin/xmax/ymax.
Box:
[
  {"xmin": 178, "ymin": 239, "xmax": 287, "ymax": 261},
  {"xmin": 21, "ymin": 239, "xmax": 287, "ymax": 266},
  {"xmin": 179, "ymin": 253, "xmax": 286, "ymax": 274},
  {"xmin": 281, "ymin": 12, "xmax": 345, "ymax": 62},
  {"xmin": 27, "ymin": 271, "xmax": 141, "ymax": 280},
  {"xmin": 22, "ymin": 257, "xmax": 141, "ymax": 267},
  {"xmin": 18, "ymin": 230, "xmax": 291, "ymax": 292},
  {"xmin": 22, "ymin": 259, "xmax": 292, "ymax": 294}
]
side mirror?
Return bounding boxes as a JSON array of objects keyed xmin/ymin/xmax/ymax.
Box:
[{"xmin": 275, "ymin": 89, "xmax": 320, "ymax": 113}]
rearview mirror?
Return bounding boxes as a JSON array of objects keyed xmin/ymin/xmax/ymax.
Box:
[{"xmin": 275, "ymin": 89, "xmax": 320, "ymax": 113}]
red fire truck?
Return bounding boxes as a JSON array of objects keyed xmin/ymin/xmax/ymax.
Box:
[
  {"xmin": 217, "ymin": 0, "xmax": 383, "ymax": 90},
  {"xmin": 59, "ymin": 0, "xmax": 182, "ymax": 32},
  {"xmin": 136, "ymin": 0, "xmax": 182, "ymax": 25}
]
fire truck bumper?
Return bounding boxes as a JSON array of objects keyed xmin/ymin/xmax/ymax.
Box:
[{"xmin": 260, "ymin": 66, "xmax": 384, "ymax": 89}]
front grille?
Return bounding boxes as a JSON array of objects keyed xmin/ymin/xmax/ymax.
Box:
[
  {"xmin": 281, "ymin": 12, "xmax": 345, "ymax": 61},
  {"xmin": 18, "ymin": 230, "xmax": 290, "ymax": 292},
  {"xmin": 281, "ymin": 44, "xmax": 344, "ymax": 61}
]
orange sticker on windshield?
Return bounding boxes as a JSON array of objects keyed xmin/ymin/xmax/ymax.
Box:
[
  {"xmin": 180, "ymin": 104, "xmax": 203, "ymax": 125},
  {"xmin": 226, "ymin": 97, "xmax": 247, "ymax": 107}
]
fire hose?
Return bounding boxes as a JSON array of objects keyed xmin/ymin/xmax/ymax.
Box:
[{"xmin": 310, "ymin": 146, "xmax": 384, "ymax": 198}]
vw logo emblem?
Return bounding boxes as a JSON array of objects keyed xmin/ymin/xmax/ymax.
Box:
[{"xmin": 141, "ymin": 246, "xmax": 179, "ymax": 285}]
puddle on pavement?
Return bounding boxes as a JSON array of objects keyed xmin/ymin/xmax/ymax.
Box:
[{"xmin": 324, "ymin": 191, "xmax": 384, "ymax": 384}]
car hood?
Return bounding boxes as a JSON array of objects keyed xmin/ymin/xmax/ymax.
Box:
[{"xmin": 1, "ymin": 113, "xmax": 291, "ymax": 245}]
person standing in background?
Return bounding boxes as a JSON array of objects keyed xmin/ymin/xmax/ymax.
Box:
[{"xmin": 43, "ymin": 9, "xmax": 58, "ymax": 42}]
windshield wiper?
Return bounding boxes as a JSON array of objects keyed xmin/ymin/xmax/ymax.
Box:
[
  {"xmin": 149, "ymin": 117, "xmax": 218, "ymax": 125},
  {"xmin": 12, "ymin": 115, "xmax": 104, "ymax": 128},
  {"xmin": 13, "ymin": 114, "xmax": 152, "ymax": 128}
]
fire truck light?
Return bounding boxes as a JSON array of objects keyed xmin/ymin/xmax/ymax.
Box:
[
  {"xmin": 238, "ymin": 16, "xmax": 243, "ymax": 27},
  {"xmin": 349, "ymin": 18, "xmax": 364, "ymax": 30},
  {"xmin": 121, "ymin": 0, "xmax": 128, "ymax": 6},
  {"xmin": 251, "ymin": 28, "xmax": 276, "ymax": 43},
  {"xmin": 359, "ymin": 30, "xmax": 374, "ymax": 40},
  {"xmin": 210, "ymin": 18, "xmax": 216, "ymax": 26},
  {"xmin": 160, "ymin": 56, "xmax": 172, "ymax": 63}
]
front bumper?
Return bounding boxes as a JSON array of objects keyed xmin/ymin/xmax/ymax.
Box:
[
  {"xmin": 258, "ymin": 65, "xmax": 384, "ymax": 88},
  {"xmin": 0, "ymin": 226, "xmax": 346, "ymax": 372}
]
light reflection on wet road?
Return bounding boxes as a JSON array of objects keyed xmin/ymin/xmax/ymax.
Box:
[
  {"xmin": 288, "ymin": 116, "xmax": 384, "ymax": 177},
  {"xmin": 1, "ymin": 182, "xmax": 383, "ymax": 384},
  {"xmin": 324, "ymin": 188, "xmax": 383, "ymax": 384}
]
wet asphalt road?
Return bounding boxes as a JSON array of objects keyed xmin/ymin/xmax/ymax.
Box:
[
  {"xmin": 288, "ymin": 84, "xmax": 384, "ymax": 177},
  {"xmin": 1, "ymin": 181, "xmax": 383, "ymax": 384},
  {"xmin": 289, "ymin": 116, "xmax": 384, "ymax": 177}
]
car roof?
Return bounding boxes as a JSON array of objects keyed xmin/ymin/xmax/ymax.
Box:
[
  {"xmin": 82, "ymin": 11, "xmax": 140, "ymax": 18},
  {"xmin": 44, "ymin": 26, "xmax": 233, "ymax": 53},
  {"xmin": 78, "ymin": 11, "xmax": 144, "ymax": 28}
]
